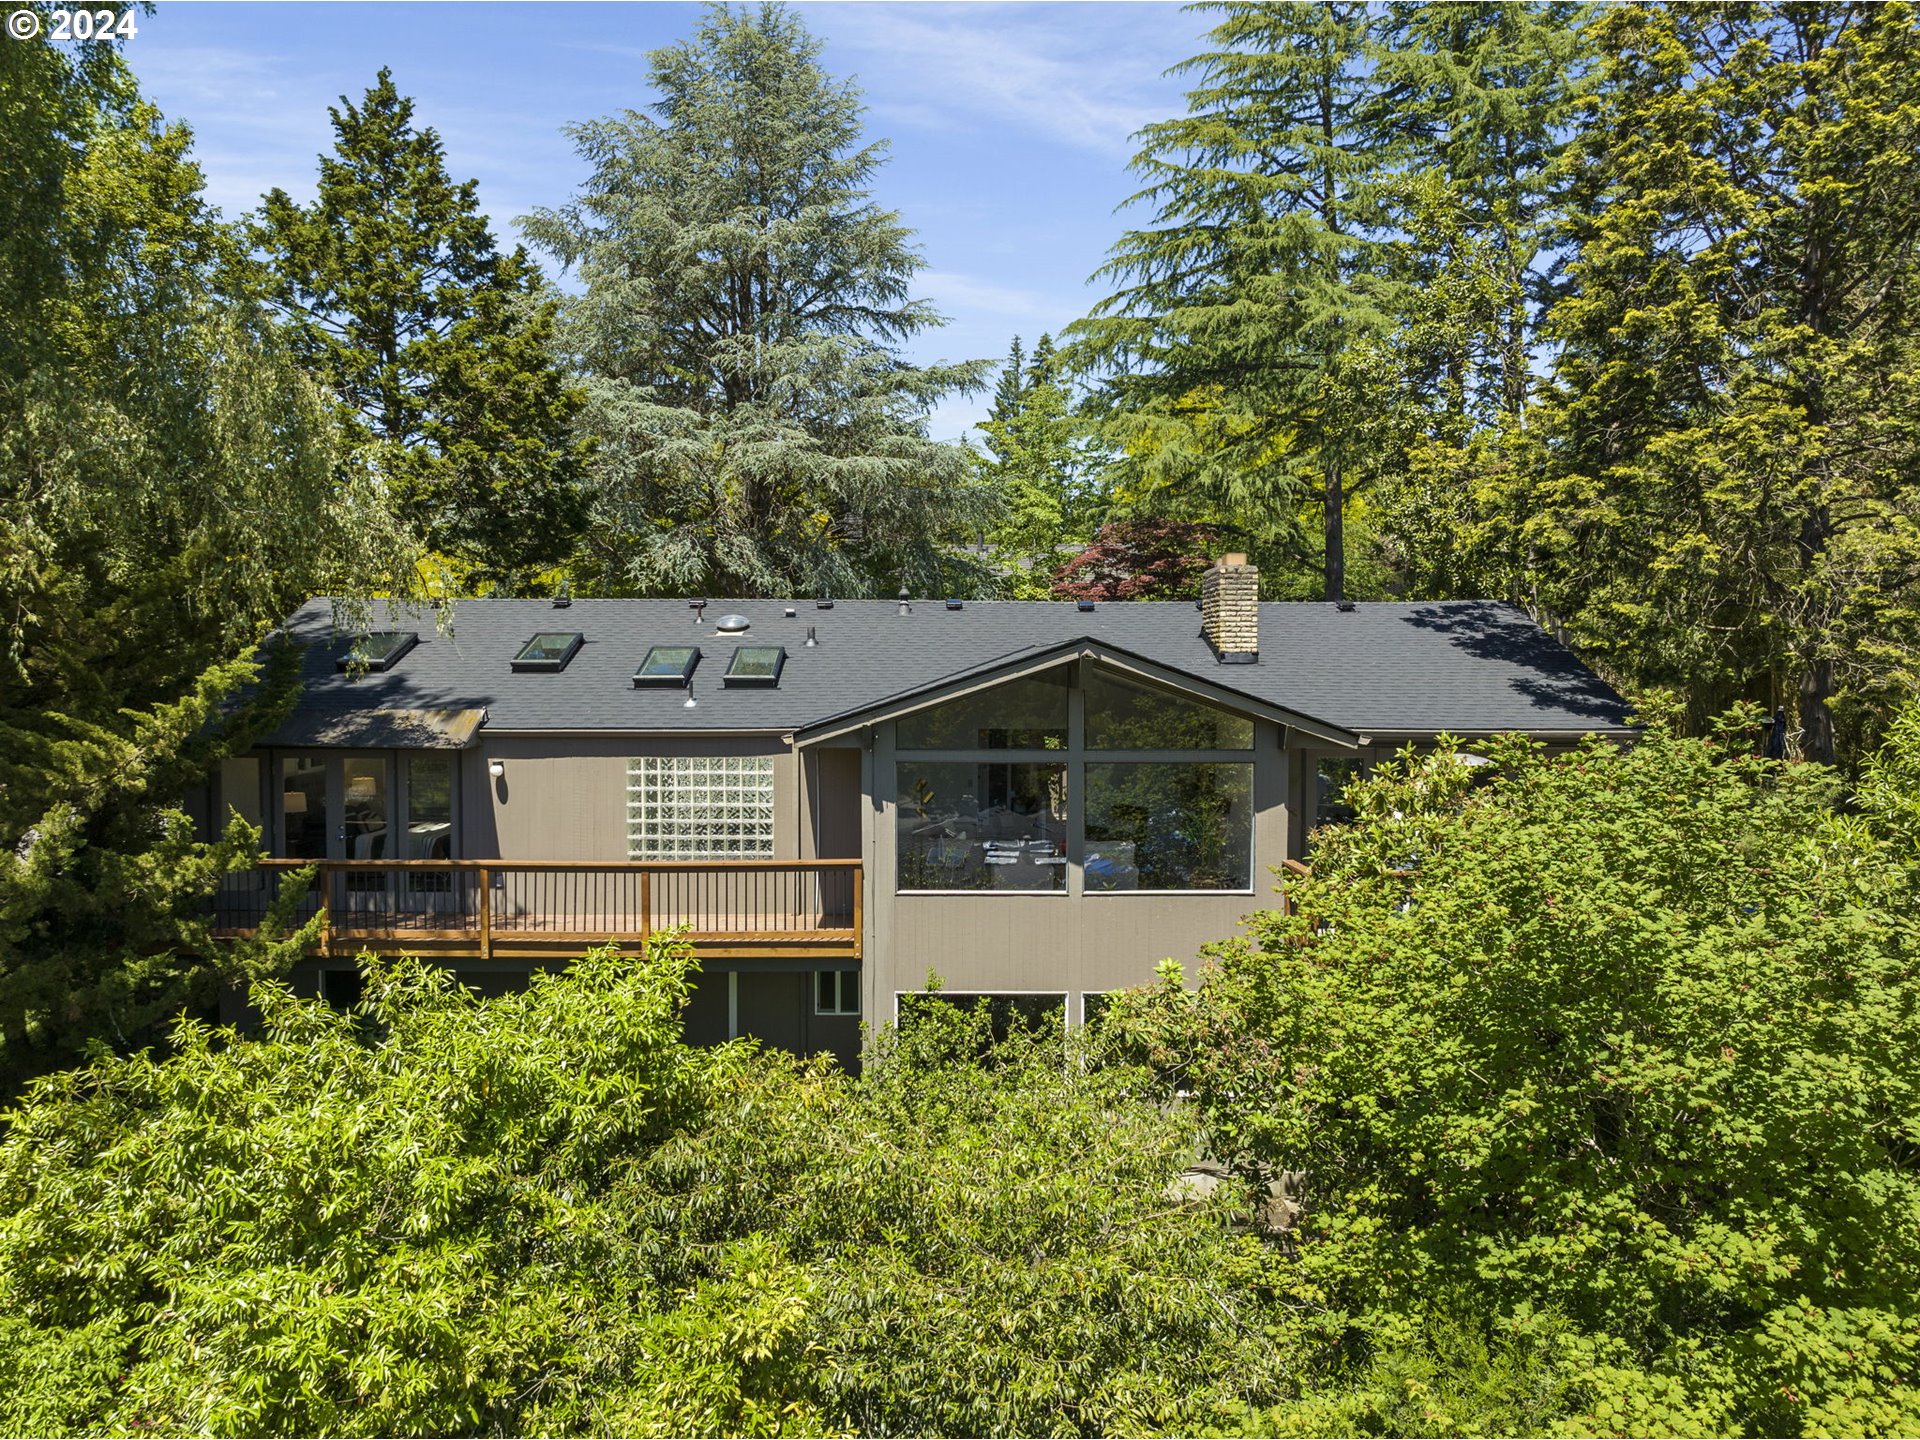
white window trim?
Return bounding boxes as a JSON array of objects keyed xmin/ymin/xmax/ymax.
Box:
[{"xmin": 815, "ymin": 970, "xmax": 860, "ymax": 1016}]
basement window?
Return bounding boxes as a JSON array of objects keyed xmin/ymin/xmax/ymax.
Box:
[
  {"xmin": 511, "ymin": 632, "xmax": 584, "ymax": 672},
  {"xmin": 335, "ymin": 631, "xmax": 417, "ymax": 672},
  {"xmin": 634, "ymin": 645, "xmax": 700, "ymax": 687},
  {"xmin": 724, "ymin": 645, "xmax": 786, "ymax": 686}
]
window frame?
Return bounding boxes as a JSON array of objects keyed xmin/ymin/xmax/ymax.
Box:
[
  {"xmin": 510, "ymin": 631, "xmax": 585, "ymax": 673},
  {"xmin": 889, "ymin": 661, "xmax": 1260, "ymax": 897},
  {"xmin": 334, "ymin": 630, "xmax": 417, "ymax": 673},
  {"xmin": 633, "ymin": 645, "xmax": 702, "ymax": 687},
  {"xmin": 815, "ymin": 969, "xmax": 859, "ymax": 1016},
  {"xmin": 724, "ymin": 645, "xmax": 787, "ymax": 687}
]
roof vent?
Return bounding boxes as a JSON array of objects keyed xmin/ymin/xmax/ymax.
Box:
[
  {"xmin": 1334, "ymin": 600, "xmax": 1356, "ymax": 612},
  {"xmin": 1076, "ymin": 599, "xmax": 1095, "ymax": 613},
  {"xmin": 945, "ymin": 598, "xmax": 963, "ymax": 611},
  {"xmin": 897, "ymin": 586, "xmax": 911, "ymax": 616},
  {"xmin": 784, "ymin": 605, "xmax": 797, "ymax": 618},
  {"xmin": 805, "ymin": 625, "xmax": 818, "ymax": 648},
  {"xmin": 690, "ymin": 599, "xmax": 707, "ymax": 625},
  {"xmin": 816, "ymin": 597, "xmax": 833, "ymax": 610},
  {"xmin": 552, "ymin": 583, "xmax": 572, "ymax": 609},
  {"xmin": 714, "ymin": 613, "xmax": 750, "ymax": 633}
]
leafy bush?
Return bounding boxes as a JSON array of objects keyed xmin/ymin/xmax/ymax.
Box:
[
  {"xmin": 0, "ymin": 944, "xmax": 1300, "ymax": 1436},
  {"xmin": 1101, "ymin": 704, "xmax": 1920, "ymax": 1434}
]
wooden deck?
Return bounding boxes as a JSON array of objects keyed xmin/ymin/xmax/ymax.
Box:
[{"xmin": 213, "ymin": 858, "xmax": 863, "ymax": 961}]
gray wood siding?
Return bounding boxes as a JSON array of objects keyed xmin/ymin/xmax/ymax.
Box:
[
  {"xmin": 863, "ymin": 715, "xmax": 1296, "ymax": 1020},
  {"xmin": 466, "ymin": 734, "xmax": 797, "ymax": 860}
]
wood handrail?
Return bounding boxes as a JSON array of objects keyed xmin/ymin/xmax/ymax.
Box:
[
  {"xmin": 244, "ymin": 857, "xmax": 863, "ymax": 872},
  {"xmin": 217, "ymin": 858, "xmax": 864, "ymax": 958}
]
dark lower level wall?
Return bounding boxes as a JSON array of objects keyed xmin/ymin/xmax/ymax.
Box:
[{"xmin": 255, "ymin": 958, "xmax": 863, "ymax": 1073}]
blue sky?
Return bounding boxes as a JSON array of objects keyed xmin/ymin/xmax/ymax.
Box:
[{"xmin": 125, "ymin": 1, "xmax": 1212, "ymax": 440}]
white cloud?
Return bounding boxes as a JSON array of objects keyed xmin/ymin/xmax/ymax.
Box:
[
  {"xmin": 925, "ymin": 392, "xmax": 989, "ymax": 445},
  {"xmin": 819, "ymin": 2, "xmax": 1195, "ymax": 160},
  {"xmin": 917, "ymin": 269, "xmax": 1062, "ymax": 320}
]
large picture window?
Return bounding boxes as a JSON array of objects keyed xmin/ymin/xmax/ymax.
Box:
[
  {"xmin": 627, "ymin": 756, "xmax": 776, "ymax": 859},
  {"xmin": 897, "ymin": 760, "xmax": 1067, "ymax": 890},
  {"xmin": 1084, "ymin": 762, "xmax": 1253, "ymax": 891},
  {"xmin": 893, "ymin": 664, "xmax": 1258, "ymax": 894},
  {"xmin": 1085, "ymin": 668, "xmax": 1254, "ymax": 750},
  {"xmin": 897, "ymin": 673, "xmax": 1067, "ymax": 750}
]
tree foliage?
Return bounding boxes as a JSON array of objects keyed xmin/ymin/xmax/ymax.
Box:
[
  {"xmin": 524, "ymin": 3, "xmax": 991, "ymax": 600},
  {"xmin": 1049, "ymin": 518, "xmax": 1223, "ymax": 602},
  {"xmin": 1074, "ymin": 1, "xmax": 1396, "ymax": 603},
  {"xmin": 0, "ymin": 941, "xmax": 1302, "ymax": 1436},
  {"xmin": 255, "ymin": 68, "xmax": 588, "ymax": 586},
  {"xmin": 974, "ymin": 335, "xmax": 1108, "ymax": 592},
  {"xmin": 1521, "ymin": 1, "xmax": 1920, "ymax": 766},
  {"xmin": 0, "ymin": 24, "xmax": 415, "ymax": 1090},
  {"xmin": 1101, "ymin": 703, "xmax": 1920, "ymax": 1435}
]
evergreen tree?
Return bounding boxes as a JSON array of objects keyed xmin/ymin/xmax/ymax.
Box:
[
  {"xmin": 1529, "ymin": 1, "xmax": 1920, "ymax": 764},
  {"xmin": 1366, "ymin": 2, "xmax": 1591, "ymax": 424},
  {"xmin": 0, "ymin": 28, "xmax": 408, "ymax": 1087},
  {"xmin": 976, "ymin": 334, "xmax": 1107, "ymax": 587},
  {"xmin": 255, "ymin": 69, "xmax": 587, "ymax": 587},
  {"xmin": 523, "ymin": 2, "xmax": 991, "ymax": 600},
  {"xmin": 1359, "ymin": 2, "xmax": 1595, "ymax": 604},
  {"xmin": 1074, "ymin": 1, "xmax": 1394, "ymax": 602}
]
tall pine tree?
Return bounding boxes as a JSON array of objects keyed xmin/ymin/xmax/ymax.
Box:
[
  {"xmin": 1074, "ymin": 1, "xmax": 1394, "ymax": 601},
  {"xmin": 1359, "ymin": 2, "xmax": 1594, "ymax": 602},
  {"xmin": 976, "ymin": 334, "xmax": 1107, "ymax": 587},
  {"xmin": 255, "ymin": 69, "xmax": 587, "ymax": 588},
  {"xmin": 523, "ymin": 3, "xmax": 990, "ymax": 600}
]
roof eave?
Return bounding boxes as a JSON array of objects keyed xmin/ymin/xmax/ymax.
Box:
[{"xmin": 793, "ymin": 637, "xmax": 1359, "ymax": 748}]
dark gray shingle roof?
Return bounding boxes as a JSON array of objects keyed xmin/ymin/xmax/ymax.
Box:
[{"xmin": 262, "ymin": 596, "xmax": 1631, "ymax": 746}]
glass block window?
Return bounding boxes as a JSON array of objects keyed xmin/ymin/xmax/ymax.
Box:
[{"xmin": 627, "ymin": 756, "xmax": 776, "ymax": 859}]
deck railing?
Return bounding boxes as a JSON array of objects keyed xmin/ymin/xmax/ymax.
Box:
[{"xmin": 213, "ymin": 859, "xmax": 863, "ymax": 959}]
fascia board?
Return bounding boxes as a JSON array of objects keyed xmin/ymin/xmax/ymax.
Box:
[{"xmin": 794, "ymin": 638, "xmax": 1358, "ymax": 749}]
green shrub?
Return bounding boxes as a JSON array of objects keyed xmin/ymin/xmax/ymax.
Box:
[
  {"xmin": 0, "ymin": 945, "xmax": 1302, "ymax": 1436},
  {"xmin": 1101, "ymin": 704, "xmax": 1920, "ymax": 1434}
]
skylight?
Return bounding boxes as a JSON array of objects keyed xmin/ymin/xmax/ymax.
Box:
[
  {"xmin": 510, "ymin": 632, "xmax": 584, "ymax": 672},
  {"xmin": 335, "ymin": 631, "xmax": 417, "ymax": 673},
  {"xmin": 724, "ymin": 645, "xmax": 786, "ymax": 686},
  {"xmin": 634, "ymin": 645, "xmax": 700, "ymax": 687}
]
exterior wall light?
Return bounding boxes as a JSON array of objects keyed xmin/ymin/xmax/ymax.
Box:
[{"xmin": 488, "ymin": 759, "xmax": 505, "ymax": 778}]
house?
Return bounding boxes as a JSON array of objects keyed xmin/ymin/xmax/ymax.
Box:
[{"xmin": 203, "ymin": 557, "xmax": 1633, "ymax": 1068}]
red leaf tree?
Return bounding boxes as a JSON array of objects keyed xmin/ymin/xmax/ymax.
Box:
[{"xmin": 1048, "ymin": 519, "xmax": 1224, "ymax": 601}]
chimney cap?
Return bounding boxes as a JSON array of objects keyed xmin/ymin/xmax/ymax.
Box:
[{"xmin": 1218, "ymin": 552, "xmax": 1249, "ymax": 567}]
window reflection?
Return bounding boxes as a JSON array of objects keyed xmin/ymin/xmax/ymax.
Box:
[
  {"xmin": 343, "ymin": 758, "xmax": 389, "ymax": 861},
  {"xmin": 281, "ymin": 757, "xmax": 327, "ymax": 859},
  {"xmin": 897, "ymin": 673, "xmax": 1068, "ymax": 750},
  {"xmin": 1314, "ymin": 757, "xmax": 1366, "ymax": 835},
  {"xmin": 897, "ymin": 761, "xmax": 1067, "ymax": 890},
  {"xmin": 1084, "ymin": 762, "xmax": 1252, "ymax": 891},
  {"xmin": 1084, "ymin": 667, "xmax": 1253, "ymax": 750},
  {"xmin": 407, "ymin": 755, "xmax": 454, "ymax": 859},
  {"xmin": 219, "ymin": 756, "xmax": 263, "ymax": 833}
]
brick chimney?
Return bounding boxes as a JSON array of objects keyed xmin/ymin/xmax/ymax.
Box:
[{"xmin": 1201, "ymin": 553, "xmax": 1258, "ymax": 663}]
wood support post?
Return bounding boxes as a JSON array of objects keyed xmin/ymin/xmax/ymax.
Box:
[
  {"xmin": 851, "ymin": 864, "xmax": 864, "ymax": 959},
  {"xmin": 478, "ymin": 866, "xmax": 492, "ymax": 960},
  {"xmin": 639, "ymin": 869, "xmax": 652, "ymax": 954}
]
